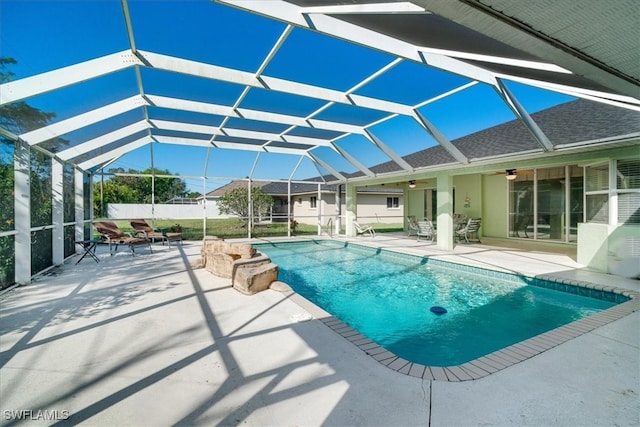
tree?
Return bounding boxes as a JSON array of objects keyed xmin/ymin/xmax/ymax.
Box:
[
  {"xmin": 137, "ymin": 168, "xmax": 187, "ymax": 203},
  {"xmin": 0, "ymin": 57, "xmax": 62, "ymax": 286},
  {"xmin": 93, "ymin": 167, "xmax": 189, "ymax": 216},
  {"xmin": 217, "ymin": 186, "xmax": 274, "ymax": 226}
]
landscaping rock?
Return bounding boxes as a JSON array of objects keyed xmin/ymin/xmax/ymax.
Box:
[
  {"xmin": 200, "ymin": 237, "xmax": 278, "ymax": 294},
  {"xmin": 233, "ymin": 262, "xmax": 279, "ymax": 295}
]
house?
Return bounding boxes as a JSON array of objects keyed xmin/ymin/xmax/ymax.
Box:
[
  {"xmin": 342, "ymin": 98, "xmax": 640, "ymax": 277},
  {"xmin": 203, "ymin": 180, "xmax": 404, "ymax": 226}
]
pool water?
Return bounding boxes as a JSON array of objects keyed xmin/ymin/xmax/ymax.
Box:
[{"xmin": 255, "ymin": 240, "xmax": 619, "ymax": 366}]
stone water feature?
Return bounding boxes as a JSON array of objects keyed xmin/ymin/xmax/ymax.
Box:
[{"xmin": 195, "ymin": 236, "xmax": 279, "ymax": 295}]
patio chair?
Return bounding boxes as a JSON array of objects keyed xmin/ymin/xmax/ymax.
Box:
[
  {"xmin": 93, "ymin": 221, "xmax": 152, "ymax": 256},
  {"xmin": 455, "ymin": 218, "xmax": 482, "ymax": 244},
  {"xmin": 406, "ymin": 216, "xmax": 419, "ymax": 236},
  {"xmin": 453, "ymin": 213, "xmax": 468, "ymax": 231},
  {"xmin": 416, "ymin": 220, "xmax": 436, "ymax": 242},
  {"xmin": 130, "ymin": 219, "xmax": 182, "ymax": 248},
  {"xmin": 353, "ymin": 220, "xmax": 376, "ymax": 237}
]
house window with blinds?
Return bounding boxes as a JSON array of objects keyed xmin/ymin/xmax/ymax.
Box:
[
  {"xmin": 585, "ymin": 162, "xmax": 609, "ymax": 223},
  {"xmin": 585, "ymin": 159, "xmax": 640, "ymax": 225},
  {"xmin": 616, "ymin": 159, "xmax": 640, "ymax": 224}
]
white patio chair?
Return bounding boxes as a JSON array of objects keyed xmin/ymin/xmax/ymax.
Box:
[
  {"xmin": 353, "ymin": 221, "xmax": 376, "ymax": 237},
  {"xmin": 416, "ymin": 220, "xmax": 436, "ymax": 241},
  {"xmin": 455, "ymin": 218, "xmax": 482, "ymax": 243}
]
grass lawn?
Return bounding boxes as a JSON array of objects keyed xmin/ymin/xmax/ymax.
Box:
[{"xmin": 105, "ymin": 218, "xmax": 403, "ymax": 240}]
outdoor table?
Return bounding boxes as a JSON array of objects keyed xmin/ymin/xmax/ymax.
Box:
[{"xmin": 75, "ymin": 240, "xmax": 102, "ymax": 264}]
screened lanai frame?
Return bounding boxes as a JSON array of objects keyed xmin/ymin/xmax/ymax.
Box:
[{"xmin": 1, "ymin": 0, "xmax": 639, "ymax": 286}]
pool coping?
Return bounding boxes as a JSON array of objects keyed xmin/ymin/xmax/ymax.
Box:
[{"xmin": 262, "ymin": 240, "xmax": 640, "ymax": 382}]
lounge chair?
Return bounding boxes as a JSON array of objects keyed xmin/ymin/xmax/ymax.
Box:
[
  {"xmin": 406, "ymin": 216, "xmax": 419, "ymax": 236},
  {"xmin": 353, "ymin": 221, "xmax": 376, "ymax": 237},
  {"xmin": 130, "ymin": 219, "xmax": 182, "ymax": 248},
  {"xmin": 416, "ymin": 220, "xmax": 436, "ymax": 241},
  {"xmin": 455, "ymin": 218, "xmax": 482, "ymax": 243},
  {"xmin": 93, "ymin": 221, "xmax": 152, "ymax": 255}
]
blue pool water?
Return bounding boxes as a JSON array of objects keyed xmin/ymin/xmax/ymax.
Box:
[{"xmin": 255, "ymin": 240, "xmax": 620, "ymax": 366}]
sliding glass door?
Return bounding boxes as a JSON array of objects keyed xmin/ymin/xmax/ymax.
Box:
[{"xmin": 508, "ymin": 165, "xmax": 583, "ymax": 242}]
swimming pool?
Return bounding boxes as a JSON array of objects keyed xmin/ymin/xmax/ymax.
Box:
[{"xmin": 255, "ymin": 240, "xmax": 629, "ymax": 368}]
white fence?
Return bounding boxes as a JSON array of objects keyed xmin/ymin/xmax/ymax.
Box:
[{"xmin": 107, "ymin": 202, "xmax": 228, "ymax": 220}]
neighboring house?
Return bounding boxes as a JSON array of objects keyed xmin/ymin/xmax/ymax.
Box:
[
  {"xmin": 202, "ymin": 180, "xmax": 403, "ymax": 226},
  {"xmin": 261, "ymin": 182, "xmax": 403, "ymax": 226},
  {"xmin": 198, "ymin": 180, "xmax": 269, "ymax": 219}
]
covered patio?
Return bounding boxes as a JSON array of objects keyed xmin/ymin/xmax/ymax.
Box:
[{"xmin": 1, "ymin": 235, "xmax": 638, "ymax": 425}]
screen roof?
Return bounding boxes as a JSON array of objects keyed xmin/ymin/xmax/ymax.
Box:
[{"xmin": 1, "ymin": 0, "xmax": 638, "ymax": 185}]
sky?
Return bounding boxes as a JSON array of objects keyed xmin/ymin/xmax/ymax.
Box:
[{"xmin": 0, "ymin": 0, "xmax": 576, "ymax": 193}]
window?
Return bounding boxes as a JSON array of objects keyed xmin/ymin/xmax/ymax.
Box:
[
  {"xmin": 583, "ymin": 159, "xmax": 639, "ymax": 225},
  {"xmin": 310, "ymin": 196, "xmax": 317, "ymax": 209},
  {"xmin": 387, "ymin": 197, "xmax": 399, "ymax": 209},
  {"xmin": 585, "ymin": 162, "xmax": 609, "ymax": 223},
  {"xmin": 616, "ymin": 159, "xmax": 640, "ymax": 224}
]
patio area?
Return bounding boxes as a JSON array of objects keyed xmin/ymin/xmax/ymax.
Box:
[{"xmin": 1, "ymin": 236, "xmax": 638, "ymax": 426}]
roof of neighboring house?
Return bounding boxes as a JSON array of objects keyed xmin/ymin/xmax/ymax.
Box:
[
  {"xmin": 261, "ymin": 182, "xmax": 402, "ymax": 196},
  {"xmin": 206, "ymin": 180, "xmax": 402, "ymax": 197},
  {"xmin": 203, "ymin": 180, "xmax": 269, "ymax": 198},
  {"xmin": 164, "ymin": 197, "xmax": 199, "ymax": 205}
]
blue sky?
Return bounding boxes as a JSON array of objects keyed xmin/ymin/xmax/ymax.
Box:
[{"xmin": 1, "ymin": 0, "xmax": 576, "ymax": 193}]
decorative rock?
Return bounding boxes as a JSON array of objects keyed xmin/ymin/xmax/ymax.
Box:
[
  {"xmin": 233, "ymin": 262, "xmax": 279, "ymax": 295},
  {"xmin": 200, "ymin": 238, "xmax": 278, "ymax": 294},
  {"xmin": 270, "ymin": 281, "xmax": 292, "ymax": 292}
]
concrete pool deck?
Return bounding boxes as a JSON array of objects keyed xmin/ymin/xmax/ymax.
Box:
[{"xmin": 0, "ymin": 235, "xmax": 638, "ymax": 426}]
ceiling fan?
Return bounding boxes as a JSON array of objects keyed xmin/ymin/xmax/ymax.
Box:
[
  {"xmin": 407, "ymin": 179, "xmax": 432, "ymax": 188},
  {"xmin": 492, "ymin": 169, "xmax": 535, "ymax": 180}
]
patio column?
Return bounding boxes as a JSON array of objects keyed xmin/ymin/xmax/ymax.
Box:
[
  {"xmin": 52, "ymin": 159, "xmax": 64, "ymax": 265},
  {"xmin": 14, "ymin": 139, "xmax": 31, "ymax": 284},
  {"xmin": 335, "ymin": 184, "xmax": 342, "ymax": 235},
  {"xmin": 436, "ymin": 173, "xmax": 454, "ymax": 251},
  {"xmin": 345, "ymin": 183, "xmax": 357, "ymax": 236},
  {"xmin": 317, "ymin": 183, "xmax": 322, "ymax": 235},
  {"xmin": 75, "ymin": 169, "xmax": 84, "ymax": 243}
]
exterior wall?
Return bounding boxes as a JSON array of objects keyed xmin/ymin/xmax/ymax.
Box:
[
  {"xmin": 291, "ymin": 192, "xmax": 402, "ymax": 225},
  {"xmin": 453, "ymin": 174, "xmax": 482, "ymax": 220},
  {"xmin": 107, "ymin": 202, "xmax": 224, "ymax": 220},
  {"xmin": 406, "ymin": 188, "xmax": 426, "ymax": 220},
  {"xmin": 291, "ymin": 194, "xmax": 326, "ymax": 225},
  {"xmin": 578, "ymin": 223, "xmax": 640, "ymax": 278},
  {"xmin": 481, "ymin": 174, "xmax": 509, "ymax": 238},
  {"xmin": 356, "ymin": 193, "xmax": 404, "ymax": 224}
]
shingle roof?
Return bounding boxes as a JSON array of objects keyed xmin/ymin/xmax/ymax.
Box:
[
  {"xmin": 364, "ymin": 99, "xmax": 640, "ymax": 174},
  {"xmin": 204, "ymin": 180, "xmax": 269, "ymax": 197},
  {"xmin": 207, "ymin": 98, "xmax": 639, "ymax": 192}
]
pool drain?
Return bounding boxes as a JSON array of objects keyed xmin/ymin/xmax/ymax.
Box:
[{"xmin": 430, "ymin": 306, "xmax": 447, "ymax": 315}]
